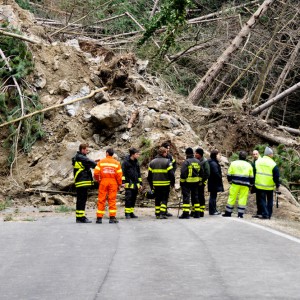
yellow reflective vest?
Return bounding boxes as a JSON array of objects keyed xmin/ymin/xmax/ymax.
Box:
[
  {"xmin": 227, "ymin": 160, "xmax": 254, "ymax": 187},
  {"xmin": 255, "ymin": 156, "xmax": 276, "ymax": 190}
]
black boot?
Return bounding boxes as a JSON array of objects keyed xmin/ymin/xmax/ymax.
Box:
[
  {"xmin": 76, "ymin": 217, "xmax": 92, "ymax": 223},
  {"xmin": 199, "ymin": 212, "xmax": 204, "ymax": 218},
  {"xmin": 160, "ymin": 213, "xmax": 168, "ymax": 219},
  {"xmin": 125, "ymin": 213, "xmax": 130, "ymax": 219},
  {"xmin": 238, "ymin": 213, "xmax": 244, "ymax": 218},
  {"xmin": 130, "ymin": 213, "xmax": 138, "ymax": 218},
  {"xmin": 193, "ymin": 212, "xmax": 201, "ymax": 218},
  {"xmin": 96, "ymin": 217, "xmax": 102, "ymax": 224},
  {"xmin": 222, "ymin": 211, "xmax": 232, "ymax": 217},
  {"xmin": 109, "ymin": 216, "xmax": 119, "ymax": 224},
  {"xmin": 179, "ymin": 212, "xmax": 190, "ymax": 219},
  {"xmin": 190, "ymin": 211, "xmax": 195, "ymax": 218}
]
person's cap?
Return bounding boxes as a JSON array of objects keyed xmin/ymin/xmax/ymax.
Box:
[
  {"xmin": 185, "ymin": 147, "xmax": 194, "ymax": 155},
  {"xmin": 264, "ymin": 147, "xmax": 273, "ymax": 156}
]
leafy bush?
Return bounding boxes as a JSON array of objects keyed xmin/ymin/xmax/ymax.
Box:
[{"xmin": 0, "ymin": 27, "xmax": 44, "ymax": 165}]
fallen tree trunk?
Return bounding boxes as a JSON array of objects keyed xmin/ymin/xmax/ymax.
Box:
[
  {"xmin": 251, "ymin": 82, "xmax": 300, "ymax": 116},
  {"xmin": 278, "ymin": 126, "xmax": 300, "ymax": 136},
  {"xmin": 253, "ymin": 129, "xmax": 299, "ymax": 147},
  {"xmin": 0, "ymin": 87, "xmax": 107, "ymax": 128},
  {"xmin": 187, "ymin": 0, "xmax": 274, "ymax": 104},
  {"xmin": 0, "ymin": 29, "xmax": 39, "ymax": 44}
]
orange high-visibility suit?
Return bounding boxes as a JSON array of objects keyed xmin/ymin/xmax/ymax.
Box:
[{"xmin": 94, "ymin": 156, "xmax": 123, "ymax": 218}]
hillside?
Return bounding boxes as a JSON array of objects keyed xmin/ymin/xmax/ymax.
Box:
[{"xmin": 0, "ymin": 0, "xmax": 299, "ymax": 234}]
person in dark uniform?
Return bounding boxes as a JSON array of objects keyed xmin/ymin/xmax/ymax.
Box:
[
  {"xmin": 72, "ymin": 143, "xmax": 97, "ymax": 223},
  {"xmin": 122, "ymin": 148, "xmax": 143, "ymax": 219},
  {"xmin": 147, "ymin": 147, "xmax": 175, "ymax": 219}
]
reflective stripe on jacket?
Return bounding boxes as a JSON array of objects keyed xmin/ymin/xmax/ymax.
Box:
[
  {"xmin": 72, "ymin": 152, "xmax": 96, "ymax": 188},
  {"xmin": 94, "ymin": 156, "xmax": 123, "ymax": 185},
  {"xmin": 147, "ymin": 155, "xmax": 175, "ymax": 187},
  {"xmin": 180, "ymin": 156, "xmax": 203, "ymax": 183},
  {"xmin": 227, "ymin": 160, "xmax": 254, "ymax": 187},
  {"xmin": 121, "ymin": 155, "xmax": 142, "ymax": 189},
  {"xmin": 255, "ymin": 156, "xmax": 277, "ymax": 190}
]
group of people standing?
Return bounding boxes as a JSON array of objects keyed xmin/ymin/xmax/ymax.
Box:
[{"xmin": 72, "ymin": 142, "xmax": 280, "ymax": 223}]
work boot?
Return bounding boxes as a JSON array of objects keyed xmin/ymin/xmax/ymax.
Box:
[
  {"xmin": 125, "ymin": 213, "xmax": 130, "ymax": 219},
  {"xmin": 193, "ymin": 212, "xmax": 201, "ymax": 218},
  {"xmin": 222, "ymin": 211, "xmax": 232, "ymax": 217},
  {"xmin": 165, "ymin": 212, "xmax": 173, "ymax": 217},
  {"xmin": 109, "ymin": 216, "xmax": 119, "ymax": 224},
  {"xmin": 76, "ymin": 217, "xmax": 92, "ymax": 223},
  {"xmin": 179, "ymin": 212, "xmax": 190, "ymax": 219},
  {"xmin": 190, "ymin": 211, "xmax": 195, "ymax": 218},
  {"xmin": 238, "ymin": 213, "xmax": 244, "ymax": 218},
  {"xmin": 96, "ymin": 217, "xmax": 102, "ymax": 224},
  {"xmin": 130, "ymin": 213, "xmax": 138, "ymax": 218},
  {"xmin": 160, "ymin": 214, "xmax": 168, "ymax": 219},
  {"xmin": 199, "ymin": 212, "xmax": 204, "ymax": 218}
]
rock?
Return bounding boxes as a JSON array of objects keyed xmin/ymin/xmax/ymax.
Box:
[
  {"xmin": 34, "ymin": 72, "xmax": 46, "ymax": 89},
  {"xmin": 136, "ymin": 59, "xmax": 148, "ymax": 73},
  {"xmin": 63, "ymin": 86, "xmax": 90, "ymax": 116},
  {"xmin": 58, "ymin": 80, "xmax": 71, "ymax": 94},
  {"xmin": 50, "ymin": 195, "xmax": 68, "ymax": 206},
  {"xmin": 94, "ymin": 90, "xmax": 110, "ymax": 104},
  {"xmin": 90, "ymin": 100, "xmax": 126, "ymax": 128},
  {"xmin": 121, "ymin": 132, "xmax": 130, "ymax": 141}
]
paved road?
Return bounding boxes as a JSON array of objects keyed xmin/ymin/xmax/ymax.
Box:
[{"xmin": 1, "ymin": 216, "xmax": 300, "ymax": 300}]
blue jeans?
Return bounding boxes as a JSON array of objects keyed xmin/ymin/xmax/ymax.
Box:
[{"xmin": 257, "ymin": 189, "xmax": 273, "ymax": 218}]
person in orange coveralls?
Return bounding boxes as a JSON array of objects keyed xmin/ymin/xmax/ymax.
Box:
[{"xmin": 94, "ymin": 148, "xmax": 123, "ymax": 224}]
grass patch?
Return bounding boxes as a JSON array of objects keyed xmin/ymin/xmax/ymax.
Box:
[
  {"xmin": 55, "ymin": 205, "xmax": 75, "ymax": 213},
  {"xmin": 0, "ymin": 198, "xmax": 13, "ymax": 211},
  {"xmin": 4, "ymin": 214, "xmax": 13, "ymax": 222}
]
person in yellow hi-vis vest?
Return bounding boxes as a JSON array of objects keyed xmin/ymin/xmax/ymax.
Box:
[
  {"xmin": 254, "ymin": 147, "xmax": 280, "ymax": 219},
  {"xmin": 222, "ymin": 151, "xmax": 254, "ymax": 218}
]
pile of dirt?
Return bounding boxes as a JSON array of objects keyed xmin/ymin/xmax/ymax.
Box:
[{"xmin": 0, "ymin": 1, "xmax": 299, "ymax": 230}]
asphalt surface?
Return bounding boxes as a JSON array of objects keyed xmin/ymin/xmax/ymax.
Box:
[{"xmin": 1, "ymin": 215, "xmax": 300, "ymax": 300}]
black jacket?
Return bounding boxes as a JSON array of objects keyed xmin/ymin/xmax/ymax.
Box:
[
  {"xmin": 167, "ymin": 153, "xmax": 177, "ymax": 172},
  {"xmin": 72, "ymin": 151, "xmax": 96, "ymax": 188},
  {"xmin": 121, "ymin": 155, "xmax": 142, "ymax": 189},
  {"xmin": 147, "ymin": 155, "xmax": 175, "ymax": 189},
  {"xmin": 207, "ymin": 158, "xmax": 224, "ymax": 193},
  {"xmin": 180, "ymin": 155, "xmax": 203, "ymax": 184}
]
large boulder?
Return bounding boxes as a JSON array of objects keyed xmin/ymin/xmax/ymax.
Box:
[{"xmin": 90, "ymin": 100, "xmax": 127, "ymax": 128}]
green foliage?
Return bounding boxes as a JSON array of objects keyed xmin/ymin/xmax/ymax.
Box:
[
  {"xmin": 55, "ymin": 205, "xmax": 76, "ymax": 213},
  {"xmin": 4, "ymin": 214, "xmax": 13, "ymax": 222},
  {"xmin": 139, "ymin": 0, "xmax": 192, "ymax": 56},
  {"xmin": 139, "ymin": 136, "xmax": 152, "ymax": 166},
  {"xmin": 140, "ymin": 136, "xmax": 151, "ymax": 148},
  {"xmin": 0, "ymin": 28, "xmax": 44, "ymax": 165},
  {"xmin": 15, "ymin": 0, "xmax": 33, "ymax": 11},
  {"xmin": 0, "ymin": 198, "xmax": 13, "ymax": 211}
]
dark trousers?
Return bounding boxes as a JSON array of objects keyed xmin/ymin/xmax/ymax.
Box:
[
  {"xmin": 255, "ymin": 192, "xmax": 262, "ymax": 215},
  {"xmin": 257, "ymin": 189, "xmax": 273, "ymax": 218},
  {"xmin": 182, "ymin": 183, "xmax": 199, "ymax": 206},
  {"xmin": 209, "ymin": 191, "xmax": 218, "ymax": 215},
  {"xmin": 76, "ymin": 187, "xmax": 88, "ymax": 218},
  {"xmin": 154, "ymin": 186, "xmax": 170, "ymax": 216},
  {"xmin": 198, "ymin": 184, "xmax": 205, "ymax": 207},
  {"xmin": 125, "ymin": 189, "xmax": 138, "ymax": 211}
]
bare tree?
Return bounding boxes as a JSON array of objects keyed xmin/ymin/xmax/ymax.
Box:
[{"xmin": 187, "ymin": 0, "xmax": 275, "ymax": 105}]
